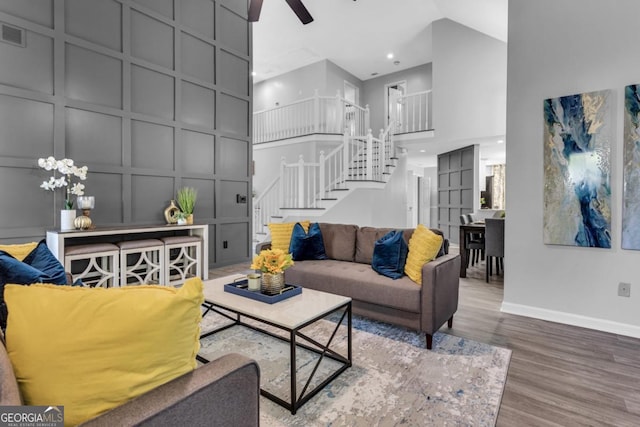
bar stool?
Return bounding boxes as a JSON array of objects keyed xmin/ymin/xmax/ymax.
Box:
[
  {"xmin": 117, "ymin": 239, "xmax": 164, "ymax": 286},
  {"xmin": 64, "ymin": 243, "xmax": 119, "ymax": 288},
  {"xmin": 161, "ymin": 236, "xmax": 202, "ymax": 287}
]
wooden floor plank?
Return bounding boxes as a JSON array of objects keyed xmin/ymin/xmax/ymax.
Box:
[{"xmin": 211, "ymin": 260, "xmax": 640, "ymax": 426}]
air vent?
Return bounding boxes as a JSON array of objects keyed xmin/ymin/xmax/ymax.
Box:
[{"xmin": 1, "ymin": 23, "xmax": 25, "ymax": 47}]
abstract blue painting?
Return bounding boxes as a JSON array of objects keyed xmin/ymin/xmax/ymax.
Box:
[
  {"xmin": 543, "ymin": 90, "xmax": 612, "ymax": 248},
  {"xmin": 623, "ymin": 85, "xmax": 640, "ymax": 250}
]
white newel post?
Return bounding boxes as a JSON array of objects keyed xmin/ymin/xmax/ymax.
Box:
[
  {"xmin": 279, "ymin": 157, "xmax": 286, "ymax": 208},
  {"xmin": 297, "ymin": 155, "xmax": 305, "ymax": 208},
  {"xmin": 343, "ymin": 133, "xmax": 350, "ymax": 184},
  {"xmin": 319, "ymin": 151, "xmax": 326, "ymax": 200},
  {"xmin": 379, "ymin": 128, "xmax": 386, "ymax": 176},
  {"xmin": 364, "ymin": 104, "xmax": 370, "ymax": 137},
  {"xmin": 313, "ymin": 89, "xmax": 320, "ymax": 133},
  {"xmin": 336, "ymin": 90, "xmax": 343, "ymax": 134},
  {"xmin": 366, "ymin": 129, "xmax": 373, "ymax": 180}
]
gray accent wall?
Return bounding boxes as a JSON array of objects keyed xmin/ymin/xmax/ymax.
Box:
[
  {"xmin": 0, "ymin": 0, "xmax": 252, "ymax": 267},
  {"xmin": 437, "ymin": 145, "xmax": 478, "ymax": 244}
]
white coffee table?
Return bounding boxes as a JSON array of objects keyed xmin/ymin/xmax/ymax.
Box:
[{"xmin": 199, "ymin": 274, "xmax": 352, "ymax": 415}]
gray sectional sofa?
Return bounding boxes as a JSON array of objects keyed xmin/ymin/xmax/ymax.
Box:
[{"xmin": 260, "ymin": 223, "xmax": 461, "ymax": 349}]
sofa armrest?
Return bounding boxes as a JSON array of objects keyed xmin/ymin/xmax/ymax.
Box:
[
  {"xmin": 79, "ymin": 353, "xmax": 260, "ymax": 427},
  {"xmin": 255, "ymin": 241, "xmax": 272, "ymax": 254},
  {"xmin": 0, "ymin": 331, "xmax": 21, "ymax": 405},
  {"xmin": 419, "ymin": 253, "xmax": 461, "ymax": 335}
]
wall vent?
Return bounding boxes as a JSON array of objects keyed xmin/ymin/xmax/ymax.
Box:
[{"xmin": 1, "ymin": 23, "xmax": 25, "ymax": 47}]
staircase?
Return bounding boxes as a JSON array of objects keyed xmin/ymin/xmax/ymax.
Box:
[
  {"xmin": 253, "ymin": 124, "xmax": 397, "ymax": 241},
  {"xmin": 252, "ymin": 89, "xmax": 431, "ymax": 243}
]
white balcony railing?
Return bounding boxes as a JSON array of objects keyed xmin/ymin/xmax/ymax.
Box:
[
  {"xmin": 390, "ymin": 90, "xmax": 432, "ymax": 134},
  {"xmin": 253, "ymin": 90, "xmax": 369, "ymax": 144}
]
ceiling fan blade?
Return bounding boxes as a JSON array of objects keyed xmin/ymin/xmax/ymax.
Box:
[
  {"xmin": 285, "ymin": 0, "xmax": 314, "ymax": 24},
  {"xmin": 248, "ymin": 0, "xmax": 263, "ymax": 22}
]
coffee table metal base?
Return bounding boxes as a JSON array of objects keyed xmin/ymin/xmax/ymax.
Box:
[{"xmin": 198, "ymin": 300, "xmax": 352, "ymax": 415}]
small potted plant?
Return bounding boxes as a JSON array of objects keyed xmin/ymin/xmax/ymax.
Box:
[
  {"xmin": 175, "ymin": 211, "xmax": 188, "ymax": 225},
  {"xmin": 176, "ymin": 187, "xmax": 197, "ymax": 225}
]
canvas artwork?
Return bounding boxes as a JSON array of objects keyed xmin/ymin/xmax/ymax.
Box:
[
  {"xmin": 622, "ymin": 85, "xmax": 640, "ymax": 250},
  {"xmin": 543, "ymin": 90, "xmax": 612, "ymax": 248}
]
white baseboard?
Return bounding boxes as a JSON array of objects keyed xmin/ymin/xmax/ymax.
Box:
[{"xmin": 500, "ymin": 302, "xmax": 640, "ymax": 339}]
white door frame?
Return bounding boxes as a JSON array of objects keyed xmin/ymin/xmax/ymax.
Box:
[{"xmin": 384, "ymin": 80, "xmax": 407, "ymax": 129}]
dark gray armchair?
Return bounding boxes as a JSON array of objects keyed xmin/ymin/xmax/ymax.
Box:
[{"xmin": 0, "ymin": 334, "xmax": 260, "ymax": 427}]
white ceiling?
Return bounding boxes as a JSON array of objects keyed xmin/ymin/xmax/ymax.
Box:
[
  {"xmin": 251, "ymin": 0, "xmax": 509, "ymax": 167},
  {"xmin": 252, "ymin": 0, "xmax": 508, "ymax": 82}
]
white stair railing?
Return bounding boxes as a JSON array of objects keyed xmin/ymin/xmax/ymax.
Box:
[
  {"xmin": 345, "ymin": 122, "xmax": 395, "ymax": 182},
  {"xmin": 254, "ymin": 123, "xmax": 397, "ymax": 221},
  {"xmin": 253, "ymin": 176, "xmax": 281, "ymax": 239},
  {"xmin": 391, "ymin": 90, "xmax": 431, "ymax": 134},
  {"xmin": 253, "ymin": 90, "xmax": 370, "ymax": 144}
]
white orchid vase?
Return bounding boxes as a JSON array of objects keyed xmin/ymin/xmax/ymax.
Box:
[{"xmin": 38, "ymin": 156, "xmax": 88, "ymax": 209}]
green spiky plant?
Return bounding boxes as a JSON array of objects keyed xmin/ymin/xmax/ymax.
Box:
[{"xmin": 176, "ymin": 187, "xmax": 197, "ymax": 215}]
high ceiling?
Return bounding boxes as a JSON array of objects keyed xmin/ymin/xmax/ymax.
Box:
[
  {"xmin": 252, "ymin": 0, "xmax": 508, "ymax": 83},
  {"xmin": 251, "ymin": 0, "xmax": 509, "ymax": 167}
]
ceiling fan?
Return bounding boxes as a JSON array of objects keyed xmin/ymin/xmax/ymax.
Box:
[{"xmin": 248, "ymin": 0, "xmax": 314, "ymax": 25}]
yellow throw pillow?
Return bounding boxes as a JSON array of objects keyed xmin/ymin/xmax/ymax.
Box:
[
  {"xmin": 268, "ymin": 220, "xmax": 310, "ymax": 251},
  {"xmin": 404, "ymin": 224, "xmax": 443, "ymax": 285},
  {"xmin": 0, "ymin": 242, "xmax": 38, "ymax": 261},
  {"xmin": 5, "ymin": 277, "xmax": 204, "ymax": 426}
]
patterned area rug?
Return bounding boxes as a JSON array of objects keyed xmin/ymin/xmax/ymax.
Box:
[{"xmin": 200, "ymin": 314, "xmax": 511, "ymax": 426}]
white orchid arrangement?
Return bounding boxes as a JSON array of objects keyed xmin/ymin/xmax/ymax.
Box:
[{"xmin": 38, "ymin": 156, "xmax": 88, "ymax": 209}]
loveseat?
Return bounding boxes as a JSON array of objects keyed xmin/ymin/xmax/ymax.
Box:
[
  {"xmin": 259, "ymin": 223, "xmax": 461, "ymax": 349},
  {"xmin": 0, "ymin": 333, "xmax": 260, "ymax": 426}
]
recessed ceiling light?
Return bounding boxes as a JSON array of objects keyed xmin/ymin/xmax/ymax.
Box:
[
  {"xmin": 386, "ymin": 53, "xmax": 394, "ymax": 59},
  {"xmin": 251, "ymin": 71, "xmax": 257, "ymax": 76},
  {"xmin": 419, "ymin": 149, "xmax": 425, "ymax": 153},
  {"xmin": 497, "ymin": 139, "xmax": 504, "ymax": 144}
]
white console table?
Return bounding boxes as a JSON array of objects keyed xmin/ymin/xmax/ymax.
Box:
[{"xmin": 46, "ymin": 224, "xmax": 209, "ymax": 280}]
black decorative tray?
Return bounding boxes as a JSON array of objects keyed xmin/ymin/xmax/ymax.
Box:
[{"xmin": 224, "ymin": 279, "xmax": 302, "ymax": 304}]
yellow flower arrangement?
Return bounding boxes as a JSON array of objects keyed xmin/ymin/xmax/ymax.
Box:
[{"xmin": 250, "ymin": 248, "xmax": 294, "ymax": 274}]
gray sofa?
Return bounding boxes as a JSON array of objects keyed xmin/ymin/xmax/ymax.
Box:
[
  {"xmin": 0, "ymin": 331, "xmax": 260, "ymax": 426},
  {"xmin": 261, "ymin": 223, "xmax": 461, "ymax": 349}
]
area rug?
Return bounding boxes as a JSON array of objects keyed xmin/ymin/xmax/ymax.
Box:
[{"xmin": 200, "ymin": 314, "xmax": 511, "ymax": 426}]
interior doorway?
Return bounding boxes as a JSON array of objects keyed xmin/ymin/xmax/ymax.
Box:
[
  {"xmin": 343, "ymin": 80, "xmax": 359, "ymax": 105},
  {"xmin": 344, "ymin": 81, "xmax": 359, "ymax": 136},
  {"xmin": 385, "ymin": 81, "xmax": 407, "ymax": 132}
]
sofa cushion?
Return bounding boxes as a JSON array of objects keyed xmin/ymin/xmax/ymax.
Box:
[
  {"xmin": 355, "ymin": 227, "xmax": 395, "ymax": 264},
  {"xmin": 268, "ymin": 221, "xmax": 310, "ymax": 251},
  {"xmin": 318, "ymin": 223, "xmax": 358, "ymax": 262},
  {"xmin": 4, "ymin": 277, "xmax": 204, "ymax": 426},
  {"xmin": 404, "ymin": 224, "xmax": 444, "ymax": 284},
  {"xmin": 285, "ymin": 260, "xmax": 421, "ymax": 313},
  {"xmin": 289, "ymin": 222, "xmax": 327, "ymax": 261},
  {"xmin": 371, "ymin": 230, "xmax": 408, "ymax": 279}
]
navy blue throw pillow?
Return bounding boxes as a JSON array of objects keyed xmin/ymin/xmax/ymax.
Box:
[
  {"xmin": 372, "ymin": 230, "xmax": 408, "ymax": 279},
  {"xmin": 289, "ymin": 222, "xmax": 328, "ymax": 261},
  {"xmin": 22, "ymin": 240, "xmax": 68, "ymax": 285},
  {"xmin": 0, "ymin": 239, "xmax": 68, "ymax": 329}
]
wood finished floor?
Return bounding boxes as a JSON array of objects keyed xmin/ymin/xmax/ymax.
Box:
[{"xmin": 209, "ymin": 260, "xmax": 640, "ymax": 426}]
